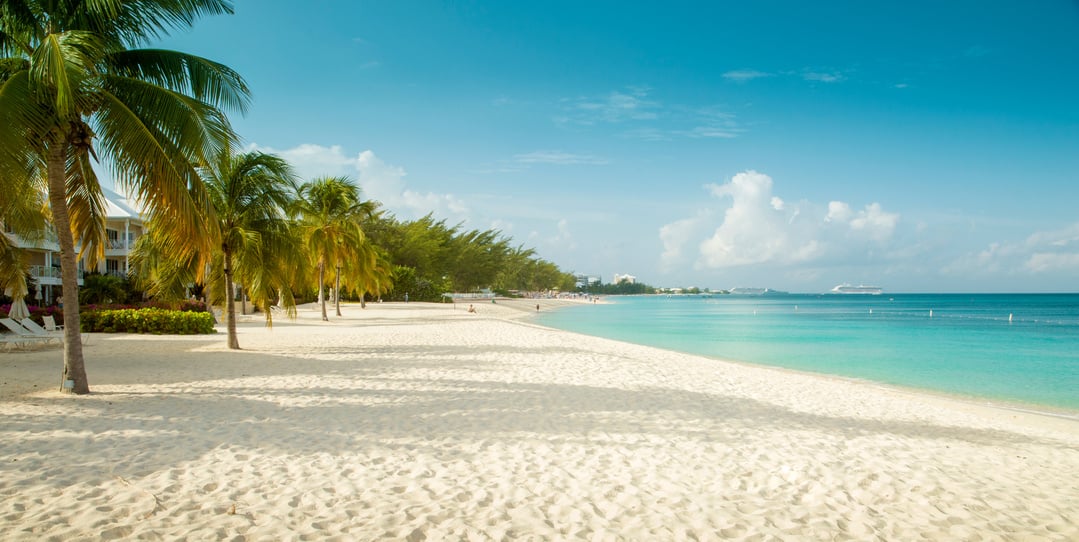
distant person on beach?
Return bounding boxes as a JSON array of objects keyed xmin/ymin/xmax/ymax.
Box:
[
  {"xmin": 467, "ymin": 304, "xmax": 476, "ymax": 313},
  {"xmin": 536, "ymin": 304, "xmax": 540, "ymax": 311}
]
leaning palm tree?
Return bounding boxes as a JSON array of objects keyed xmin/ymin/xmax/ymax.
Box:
[
  {"xmin": 292, "ymin": 177, "xmax": 369, "ymax": 321},
  {"xmin": 0, "ymin": 1, "xmax": 248, "ymax": 393}
]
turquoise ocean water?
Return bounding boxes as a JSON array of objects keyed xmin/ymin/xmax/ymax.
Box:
[{"xmin": 535, "ymin": 294, "xmax": 1079, "ymax": 414}]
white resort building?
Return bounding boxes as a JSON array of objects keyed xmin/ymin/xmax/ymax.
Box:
[{"xmin": 3, "ymin": 188, "xmax": 145, "ymax": 305}]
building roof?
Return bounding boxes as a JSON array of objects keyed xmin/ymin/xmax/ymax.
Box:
[{"xmin": 101, "ymin": 187, "xmax": 145, "ymax": 221}]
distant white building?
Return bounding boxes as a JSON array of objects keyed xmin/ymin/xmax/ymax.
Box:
[
  {"xmin": 3, "ymin": 188, "xmax": 145, "ymax": 304},
  {"xmin": 574, "ymin": 274, "xmax": 601, "ymax": 288},
  {"xmin": 613, "ymin": 273, "xmax": 636, "ymax": 284}
]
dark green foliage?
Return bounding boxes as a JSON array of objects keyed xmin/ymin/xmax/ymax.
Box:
[
  {"xmin": 581, "ymin": 281, "xmax": 657, "ymax": 295},
  {"xmin": 79, "ymin": 273, "xmax": 129, "ymax": 305},
  {"xmin": 81, "ymin": 308, "xmax": 216, "ymax": 334},
  {"xmin": 365, "ymin": 213, "xmax": 578, "ymax": 296},
  {"xmin": 385, "ymin": 265, "xmax": 447, "ymax": 302}
]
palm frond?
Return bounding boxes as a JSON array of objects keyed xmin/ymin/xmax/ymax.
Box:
[
  {"xmin": 0, "ymin": 243, "xmax": 29, "ymax": 298},
  {"xmin": 130, "ymin": 228, "xmax": 201, "ymax": 300},
  {"xmin": 65, "ymin": 147, "xmax": 107, "ymax": 266},
  {"xmin": 107, "ymin": 49, "xmax": 250, "ymax": 114},
  {"xmin": 29, "ymin": 31, "xmax": 100, "ymax": 120},
  {"xmin": 0, "ymin": 69, "xmax": 51, "ymax": 172},
  {"xmin": 53, "ymin": 0, "xmax": 234, "ymax": 47},
  {"xmin": 101, "ymin": 72, "xmax": 235, "ymax": 162},
  {"xmin": 93, "ymin": 81, "xmax": 223, "ymax": 257}
]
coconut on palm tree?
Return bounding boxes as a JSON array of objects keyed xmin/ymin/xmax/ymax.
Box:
[{"xmin": 0, "ymin": 0, "xmax": 249, "ymax": 393}]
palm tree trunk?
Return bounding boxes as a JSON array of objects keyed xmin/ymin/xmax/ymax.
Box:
[
  {"xmin": 223, "ymin": 249, "xmax": 240, "ymax": 349},
  {"xmin": 46, "ymin": 141, "xmax": 89, "ymax": 394},
  {"xmin": 334, "ymin": 266, "xmax": 342, "ymax": 317},
  {"xmin": 319, "ymin": 263, "xmax": 328, "ymax": 321}
]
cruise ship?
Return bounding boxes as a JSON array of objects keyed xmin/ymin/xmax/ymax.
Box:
[{"xmin": 830, "ymin": 284, "xmax": 883, "ymax": 295}]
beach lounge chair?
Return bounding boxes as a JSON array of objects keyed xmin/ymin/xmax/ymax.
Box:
[
  {"xmin": 0, "ymin": 333, "xmax": 40, "ymax": 351},
  {"xmin": 43, "ymin": 315, "xmax": 63, "ymax": 332},
  {"xmin": 1, "ymin": 317, "xmax": 35, "ymax": 337},
  {"xmin": 21, "ymin": 317, "xmax": 62, "ymax": 337},
  {"xmin": 0, "ymin": 318, "xmax": 61, "ymax": 349}
]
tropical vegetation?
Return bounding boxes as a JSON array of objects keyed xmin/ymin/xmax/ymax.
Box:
[
  {"xmin": 581, "ymin": 280, "xmax": 656, "ymax": 296},
  {"xmin": 1, "ymin": 0, "xmax": 249, "ymax": 393},
  {"xmin": 365, "ymin": 214, "xmax": 577, "ymax": 302},
  {"xmin": 133, "ymin": 146, "xmax": 299, "ymax": 349},
  {"xmin": 1, "ymin": 0, "xmax": 593, "ymax": 396},
  {"xmin": 291, "ymin": 176, "xmax": 379, "ymax": 321},
  {"xmin": 81, "ymin": 307, "xmax": 214, "ymax": 334}
]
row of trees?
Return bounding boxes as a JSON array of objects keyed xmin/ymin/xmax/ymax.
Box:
[
  {"xmin": 130, "ymin": 147, "xmax": 385, "ymax": 349},
  {"xmin": 581, "ymin": 281, "xmax": 657, "ymax": 296},
  {"xmin": 367, "ymin": 214, "xmax": 577, "ymax": 302},
  {"xmin": 0, "ymin": 1, "xmax": 576, "ymax": 395}
]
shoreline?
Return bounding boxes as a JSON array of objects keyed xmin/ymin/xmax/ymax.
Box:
[
  {"xmin": 517, "ymin": 298, "xmax": 1079, "ymax": 434},
  {"xmin": 528, "ymin": 295, "xmax": 1079, "ymax": 420},
  {"xmin": 2, "ymin": 301, "xmax": 1077, "ymax": 539}
]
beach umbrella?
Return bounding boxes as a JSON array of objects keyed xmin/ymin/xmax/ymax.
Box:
[
  {"xmin": 8, "ymin": 295, "xmax": 30, "ymax": 320},
  {"xmin": 4, "ymin": 280, "xmax": 31, "ymax": 320}
]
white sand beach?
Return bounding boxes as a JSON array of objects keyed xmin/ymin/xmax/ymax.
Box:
[{"xmin": 1, "ymin": 300, "xmax": 1077, "ymax": 540}]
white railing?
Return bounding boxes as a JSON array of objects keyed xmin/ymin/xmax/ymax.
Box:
[
  {"xmin": 28, "ymin": 265, "xmax": 83, "ymax": 279},
  {"xmin": 5, "ymin": 231, "xmax": 60, "ymax": 250},
  {"xmin": 106, "ymin": 236, "xmax": 139, "ymax": 250}
]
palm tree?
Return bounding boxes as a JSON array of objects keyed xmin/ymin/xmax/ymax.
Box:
[
  {"xmin": 349, "ymin": 240, "xmax": 393, "ymax": 308},
  {"xmin": 204, "ymin": 148, "xmax": 299, "ymax": 348},
  {"xmin": 0, "ymin": 1, "xmax": 248, "ymax": 393},
  {"xmin": 333, "ymin": 199, "xmax": 381, "ymax": 315},
  {"xmin": 292, "ymin": 177, "xmax": 371, "ymax": 321},
  {"xmin": 133, "ymin": 148, "xmax": 300, "ymax": 349}
]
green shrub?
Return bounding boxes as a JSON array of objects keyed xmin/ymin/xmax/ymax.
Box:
[{"xmin": 81, "ymin": 308, "xmax": 216, "ymax": 335}]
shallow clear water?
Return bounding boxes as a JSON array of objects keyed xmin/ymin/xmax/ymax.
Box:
[{"xmin": 535, "ymin": 294, "xmax": 1079, "ymax": 412}]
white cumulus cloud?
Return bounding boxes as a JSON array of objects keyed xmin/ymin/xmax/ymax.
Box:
[
  {"xmin": 355, "ymin": 150, "xmax": 468, "ymax": 221},
  {"xmin": 659, "ymin": 212, "xmax": 711, "ymax": 272},
  {"xmin": 698, "ymin": 171, "xmax": 824, "ymax": 267},
  {"xmin": 661, "ymin": 170, "xmax": 900, "ymax": 271},
  {"xmin": 943, "ymin": 223, "xmax": 1079, "ymax": 281}
]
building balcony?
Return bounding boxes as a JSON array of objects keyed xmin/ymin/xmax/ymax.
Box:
[
  {"xmin": 4, "ymin": 231, "xmax": 60, "ymax": 252},
  {"xmin": 29, "ymin": 265, "xmax": 84, "ymax": 285},
  {"xmin": 104, "ymin": 237, "xmax": 139, "ymax": 256}
]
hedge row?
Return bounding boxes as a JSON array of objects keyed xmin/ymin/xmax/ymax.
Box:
[{"xmin": 81, "ymin": 308, "xmax": 216, "ymax": 335}]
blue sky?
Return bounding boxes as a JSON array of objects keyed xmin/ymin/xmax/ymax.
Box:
[{"xmin": 146, "ymin": 0, "xmax": 1079, "ymax": 292}]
